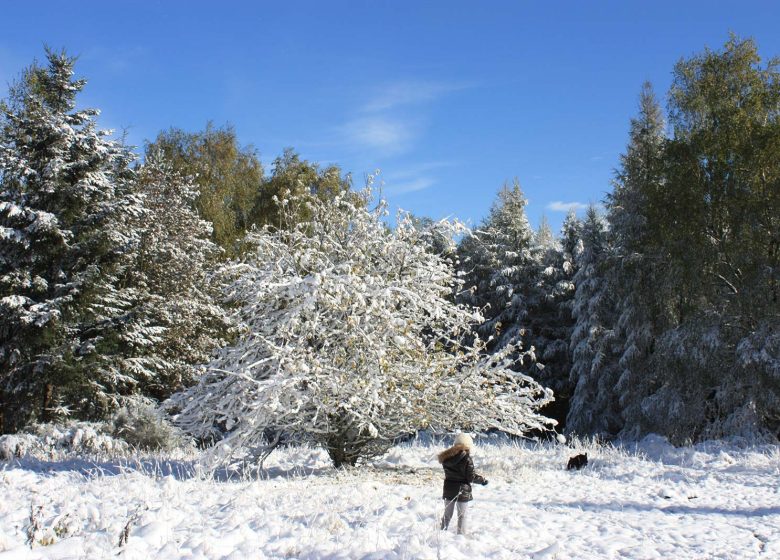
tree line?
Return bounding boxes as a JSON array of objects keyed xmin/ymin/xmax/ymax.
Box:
[
  {"xmin": 1, "ymin": 37, "xmax": 778, "ymax": 455},
  {"xmin": 459, "ymin": 36, "xmax": 779, "ymax": 443},
  {"xmin": 0, "ymin": 48, "xmax": 352, "ymax": 434}
]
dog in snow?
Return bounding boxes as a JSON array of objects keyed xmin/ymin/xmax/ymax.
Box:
[{"xmin": 567, "ymin": 453, "xmax": 588, "ymax": 470}]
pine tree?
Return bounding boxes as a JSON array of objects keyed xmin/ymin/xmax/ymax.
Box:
[
  {"xmin": 458, "ymin": 181, "xmax": 538, "ymax": 351},
  {"xmin": 119, "ymin": 150, "xmax": 234, "ymax": 402},
  {"xmin": 0, "ymin": 49, "xmax": 142, "ymax": 432},
  {"xmin": 566, "ymin": 206, "xmax": 622, "ymax": 436}
]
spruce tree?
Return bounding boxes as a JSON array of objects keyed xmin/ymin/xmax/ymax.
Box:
[
  {"xmin": 567, "ymin": 207, "xmax": 622, "ymax": 436},
  {"xmin": 458, "ymin": 181, "xmax": 538, "ymax": 351},
  {"xmin": 528, "ymin": 210, "xmax": 580, "ymax": 426},
  {"xmin": 119, "ymin": 150, "xmax": 234, "ymax": 402},
  {"xmin": 0, "ymin": 49, "xmax": 142, "ymax": 432},
  {"xmin": 607, "ymin": 83, "xmax": 669, "ymax": 439}
]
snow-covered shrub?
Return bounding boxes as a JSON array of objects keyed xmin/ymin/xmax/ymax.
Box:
[
  {"xmin": 111, "ymin": 397, "xmax": 189, "ymax": 451},
  {"xmin": 0, "ymin": 434, "xmax": 35, "ymax": 460},
  {"xmin": 0, "ymin": 422, "xmax": 130, "ymax": 460}
]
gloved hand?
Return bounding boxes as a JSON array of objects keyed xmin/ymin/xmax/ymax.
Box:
[{"xmin": 481, "ymin": 479, "xmax": 489, "ymax": 486}]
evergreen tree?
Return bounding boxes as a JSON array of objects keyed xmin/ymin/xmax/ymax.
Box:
[
  {"xmin": 639, "ymin": 37, "xmax": 780, "ymax": 441},
  {"xmin": 534, "ymin": 214, "xmax": 556, "ymax": 250},
  {"xmin": 120, "ymin": 150, "xmax": 234, "ymax": 402},
  {"xmin": 528, "ymin": 210, "xmax": 581, "ymax": 426},
  {"xmin": 567, "ymin": 207, "xmax": 622, "ymax": 436},
  {"xmin": 458, "ymin": 181, "xmax": 538, "ymax": 351},
  {"xmin": 607, "ymin": 83, "xmax": 669, "ymax": 439},
  {"xmin": 0, "ymin": 50, "xmax": 142, "ymax": 432},
  {"xmin": 598, "ymin": 37, "xmax": 780, "ymax": 442}
]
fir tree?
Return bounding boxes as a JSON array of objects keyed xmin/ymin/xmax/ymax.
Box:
[
  {"xmin": 119, "ymin": 150, "xmax": 234, "ymax": 402},
  {"xmin": 458, "ymin": 181, "xmax": 538, "ymax": 351},
  {"xmin": 567, "ymin": 206, "xmax": 622, "ymax": 436},
  {"xmin": 0, "ymin": 49, "xmax": 142, "ymax": 432}
]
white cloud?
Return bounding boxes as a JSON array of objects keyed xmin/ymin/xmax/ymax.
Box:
[
  {"xmin": 339, "ymin": 79, "xmax": 470, "ymax": 157},
  {"xmin": 342, "ymin": 116, "xmax": 417, "ymax": 155},
  {"xmin": 382, "ymin": 177, "xmax": 436, "ymax": 196},
  {"xmin": 361, "ymin": 80, "xmax": 469, "ymax": 112},
  {"xmin": 546, "ymin": 201, "xmax": 590, "ymax": 213}
]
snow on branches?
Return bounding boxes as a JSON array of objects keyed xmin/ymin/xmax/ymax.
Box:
[{"xmin": 169, "ymin": 185, "xmax": 555, "ymax": 467}]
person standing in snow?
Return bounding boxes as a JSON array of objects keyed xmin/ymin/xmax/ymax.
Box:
[{"xmin": 438, "ymin": 433, "xmax": 488, "ymax": 535}]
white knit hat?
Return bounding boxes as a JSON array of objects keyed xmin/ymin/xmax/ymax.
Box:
[{"xmin": 454, "ymin": 432, "xmax": 474, "ymax": 450}]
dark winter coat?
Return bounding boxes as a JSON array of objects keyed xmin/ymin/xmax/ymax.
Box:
[{"xmin": 438, "ymin": 444, "xmax": 487, "ymax": 502}]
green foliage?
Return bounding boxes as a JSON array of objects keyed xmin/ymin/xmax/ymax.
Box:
[
  {"xmin": 146, "ymin": 124, "xmax": 264, "ymax": 255},
  {"xmin": 255, "ymin": 148, "xmax": 354, "ymax": 230},
  {"xmin": 146, "ymin": 131, "xmax": 354, "ymax": 257},
  {"xmin": 592, "ymin": 36, "xmax": 780, "ymax": 442},
  {"xmin": 0, "ymin": 49, "xmax": 140, "ymax": 432}
]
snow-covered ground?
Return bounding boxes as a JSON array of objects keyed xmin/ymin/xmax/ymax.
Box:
[{"xmin": 1, "ymin": 435, "xmax": 779, "ymax": 559}]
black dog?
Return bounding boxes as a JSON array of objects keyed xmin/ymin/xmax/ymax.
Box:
[{"xmin": 566, "ymin": 453, "xmax": 588, "ymax": 470}]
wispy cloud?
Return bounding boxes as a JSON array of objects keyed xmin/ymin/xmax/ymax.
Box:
[
  {"xmin": 341, "ymin": 116, "xmax": 418, "ymax": 156},
  {"xmin": 382, "ymin": 177, "xmax": 436, "ymax": 196},
  {"xmin": 361, "ymin": 80, "xmax": 470, "ymax": 112},
  {"xmin": 339, "ymin": 80, "xmax": 471, "ymax": 156},
  {"xmin": 546, "ymin": 201, "xmax": 590, "ymax": 213},
  {"xmin": 379, "ymin": 161, "xmax": 455, "ymax": 196},
  {"xmin": 388, "ymin": 161, "xmax": 455, "ymax": 178}
]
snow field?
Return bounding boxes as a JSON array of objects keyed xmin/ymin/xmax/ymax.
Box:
[{"xmin": 1, "ymin": 436, "xmax": 779, "ymax": 559}]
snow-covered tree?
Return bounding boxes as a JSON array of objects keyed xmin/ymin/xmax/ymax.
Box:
[
  {"xmin": 458, "ymin": 181, "xmax": 539, "ymax": 350},
  {"xmin": 527, "ymin": 210, "xmax": 581, "ymax": 426},
  {"xmin": 649, "ymin": 37, "xmax": 780, "ymax": 441},
  {"xmin": 566, "ymin": 207, "xmax": 622, "ymax": 436},
  {"xmin": 0, "ymin": 50, "xmax": 142, "ymax": 432},
  {"xmin": 607, "ymin": 39, "xmax": 780, "ymax": 442},
  {"xmin": 607, "ymin": 83, "xmax": 669, "ymax": 439},
  {"xmin": 534, "ymin": 215, "xmax": 556, "ymax": 251},
  {"xmin": 118, "ymin": 150, "xmax": 234, "ymax": 402},
  {"xmin": 168, "ymin": 185, "xmax": 555, "ymax": 467}
]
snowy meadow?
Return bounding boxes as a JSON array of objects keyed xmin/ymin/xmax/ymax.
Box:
[{"xmin": 2, "ymin": 435, "xmax": 779, "ymax": 559}]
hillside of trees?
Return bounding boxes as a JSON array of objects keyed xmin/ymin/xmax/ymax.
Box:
[{"xmin": 1, "ymin": 37, "xmax": 777, "ymax": 458}]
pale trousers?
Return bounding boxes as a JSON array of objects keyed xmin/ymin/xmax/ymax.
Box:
[{"xmin": 441, "ymin": 500, "xmax": 468, "ymax": 534}]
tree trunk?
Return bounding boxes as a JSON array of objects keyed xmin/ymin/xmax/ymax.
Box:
[
  {"xmin": 325, "ymin": 429, "xmax": 360, "ymax": 468},
  {"xmin": 41, "ymin": 383, "xmax": 54, "ymax": 423}
]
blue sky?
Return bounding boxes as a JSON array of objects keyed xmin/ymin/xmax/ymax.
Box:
[{"xmin": 2, "ymin": 1, "xmax": 779, "ymax": 232}]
